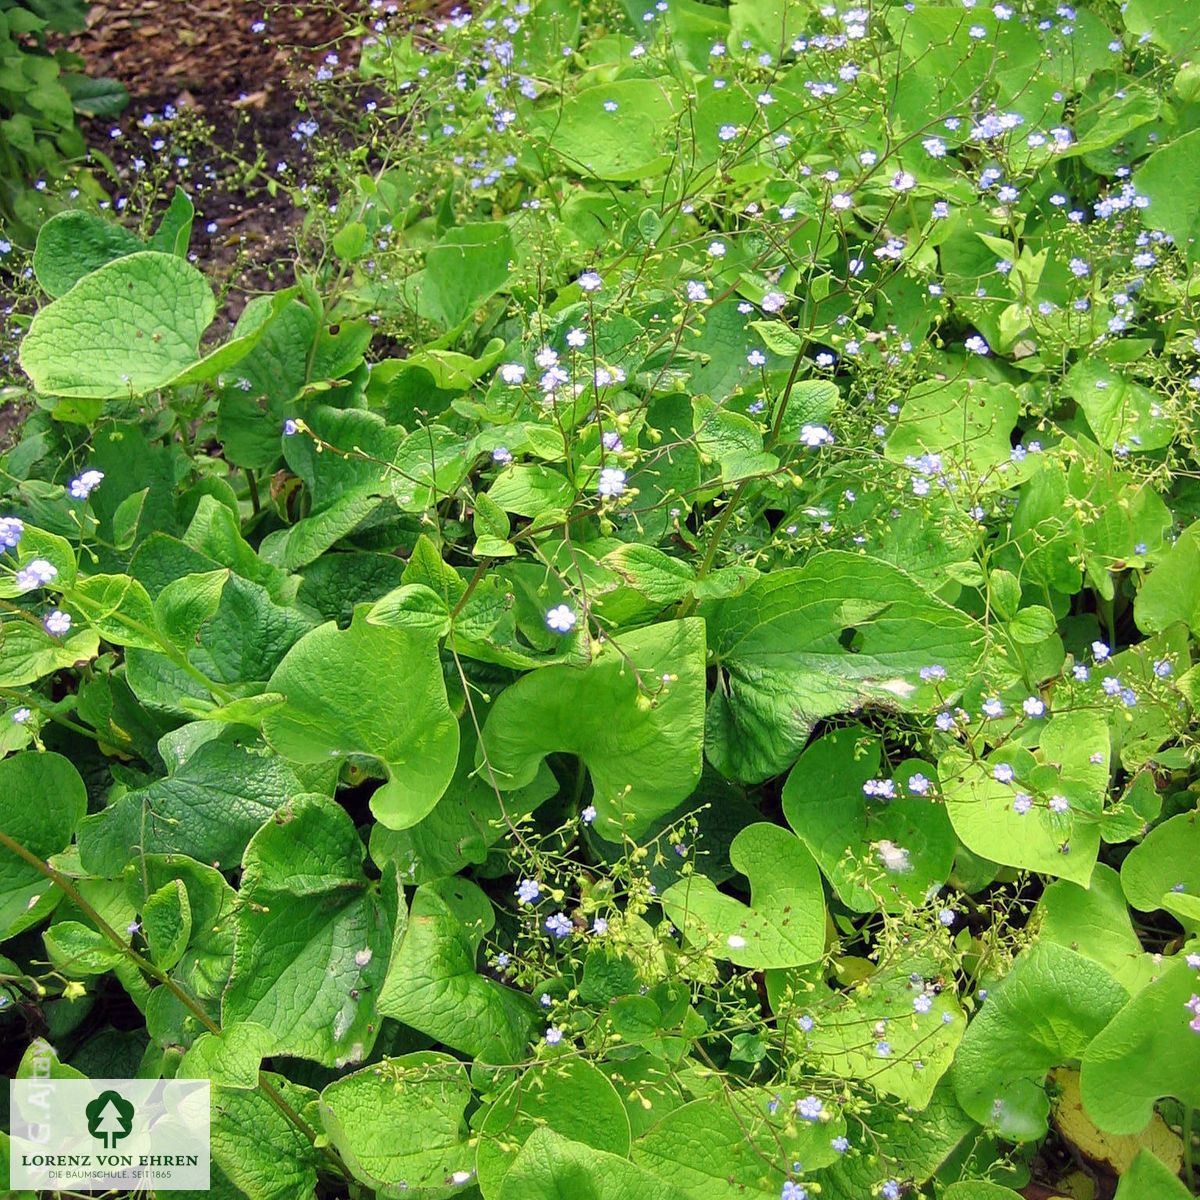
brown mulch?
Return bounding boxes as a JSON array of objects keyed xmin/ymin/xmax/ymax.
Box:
[
  {"xmin": 2, "ymin": 1, "xmax": 450, "ymax": 448},
  {"xmin": 57, "ymin": 0, "xmax": 367, "ymax": 326},
  {"xmin": 57, "ymin": 0, "xmax": 451, "ymax": 319},
  {"xmin": 63, "ymin": 0, "xmax": 351, "ymax": 102}
]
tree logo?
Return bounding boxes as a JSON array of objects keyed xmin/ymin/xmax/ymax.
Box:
[{"xmin": 85, "ymin": 1090, "xmax": 135, "ymax": 1149}]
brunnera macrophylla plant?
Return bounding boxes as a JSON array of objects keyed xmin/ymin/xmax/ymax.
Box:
[{"xmin": 3, "ymin": 0, "xmax": 1200, "ymax": 1196}]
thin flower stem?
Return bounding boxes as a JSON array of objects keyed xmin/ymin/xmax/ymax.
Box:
[{"xmin": 0, "ymin": 828, "xmax": 350, "ymax": 1182}]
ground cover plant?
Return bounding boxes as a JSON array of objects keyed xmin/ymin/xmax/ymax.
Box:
[
  {"xmin": 0, "ymin": 0, "xmax": 127, "ymax": 241},
  {"xmin": 2, "ymin": 0, "xmax": 1200, "ymax": 1196}
]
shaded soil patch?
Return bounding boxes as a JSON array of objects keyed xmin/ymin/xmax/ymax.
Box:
[{"xmin": 60, "ymin": 0, "xmax": 360, "ymax": 325}]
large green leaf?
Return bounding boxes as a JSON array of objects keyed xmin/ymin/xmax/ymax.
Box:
[
  {"xmin": 692, "ymin": 396, "xmax": 776, "ymax": 482},
  {"xmin": 994, "ymin": 461, "xmax": 1082, "ymax": 593},
  {"xmin": 940, "ymin": 711, "xmax": 1109, "ymax": 887},
  {"xmin": 371, "ymin": 714, "xmax": 557, "ymax": 884},
  {"xmin": 812, "ymin": 1079, "xmax": 975, "ymax": 1200},
  {"xmin": 1065, "ymin": 360, "xmax": 1175, "ymax": 454},
  {"xmin": 130, "ymin": 854, "xmax": 235, "ymax": 1013},
  {"xmin": 476, "ymin": 1060, "xmax": 631, "ymax": 1197},
  {"xmin": 222, "ymin": 794, "xmax": 392, "ymax": 1067},
  {"xmin": 631, "ymin": 1089, "xmax": 844, "ymax": 1200},
  {"xmin": 417, "ymin": 222, "xmax": 514, "ymax": 328},
  {"xmin": 319, "ymin": 1052, "xmax": 474, "ymax": 1191},
  {"xmin": 206, "ymin": 1077, "xmax": 321, "ymax": 1200},
  {"xmin": 262, "ymin": 610, "xmax": 459, "ymax": 830},
  {"xmin": 533, "ymin": 77, "xmax": 685, "ymax": 182},
  {"xmin": 1035, "ymin": 865, "xmax": 1159, "ymax": 995},
  {"xmin": 951, "ymin": 943, "xmax": 1129, "ymax": 1140},
  {"xmin": 0, "ymin": 753, "xmax": 86, "ymax": 938},
  {"xmin": 70, "ymin": 573, "xmax": 161, "ymax": 650},
  {"xmin": 702, "ymin": 552, "xmax": 981, "ymax": 782},
  {"xmin": 377, "ymin": 883, "xmax": 534, "ymax": 1062},
  {"xmin": 659, "ymin": 823, "xmax": 824, "ymax": 969},
  {"xmin": 782, "ymin": 726, "xmax": 956, "ymax": 913},
  {"xmin": 255, "ymin": 404, "xmax": 407, "ymax": 569},
  {"xmin": 498, "ymin": 1128, "xmax": 692, "ymax": 1200},
  {"xmin": 944, "ymin": 1185, "xmax": 1024, "ymax": 1200},
  {"xmin": 142, "ymin": 877, "xmax": 191, "ymax": 971},
  {"xmin": 1122, "ymin": 0, "xmax": 1200, "ymax": 53},
  {"xmin": 0, "ymin": 619, "xmax": 100, "ymax": 689},
  {"xmin": 178, "ymin": 1021, "xmax": 275, "ymax": 1089},
  {"xmin": 1134, "ymin": 128, "xmax": 1200, "ymax": 266},
  {"xmin": 1080, "ymin": 957, "xmax": 1200, "ymax": 1133},
  {"xmin": 884, "ymin": 378, "xmax": 1019, "ymax": 481},
  {"xmin": 32, "ymin": 209, "xmax": 145, "ymax": 297},
  {"xmin": 478, "ymin": 618, "xmax": 705, "ymax": 840},
  {"xmin": 1134, "ymin": 520, "xmax": 1200, "ymax": 636},
  {"xmin": 77, "ymin": 735, "xmax": 309, "ymax": 874},
  {"xmin": 796, "ymin": 955, "xmax": 966, "ymax": 1109},
  {"xmin": 1113, "ymin": 1149, "xmax": 1193, "ymax": 1200},
  {"xmin": 1120, "ymin": 810, "xmax": 1200, "ymax": 930},
  {"xmin": 19, "ymin": 251, "xmax": 215, "ymax": 398},
  {"xmin": 730, "ymin": 0, "xmax": 801, "ymax": 49}
]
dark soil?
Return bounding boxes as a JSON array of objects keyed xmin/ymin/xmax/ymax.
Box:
[
  {"xmin": 61, "ymin": 0, "xmax": 362, "ymax": 325},
  {"xmin": 0, "ymin": 0, "xmax": 448, "ymax": 449}
]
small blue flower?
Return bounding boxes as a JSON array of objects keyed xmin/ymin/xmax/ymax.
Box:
[
  {"xmin": 831, "ymin": 1136, "xmax": 849, "ymax": 1153},
  {"xmin": 545, "ymin": 913, "xmax": 571, "ymax": 938},
  {"xmin": 15, "ymin": 559, "xmax": 57, "ymax": 593},
  {"xmin": 43, "ymin": 610, "xmax": 71, "ymax": 636},
  {"xmin": 0, "ymin": 516, "xmax": 23, "ymax": 550},
  {"xmin": 546, "ymin": 604, "xmax": 577, "ymax": 633},
  {"xmin": 516, "ymin": 879, "xmax": 540, "ymax": 905},
  {"xmin": 68, "ymin": 470, "xmax": 104, "ymax": 500},
  {"xmin": 598, "ymin": 467, "xmax": 627, "ymax": 498}
]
